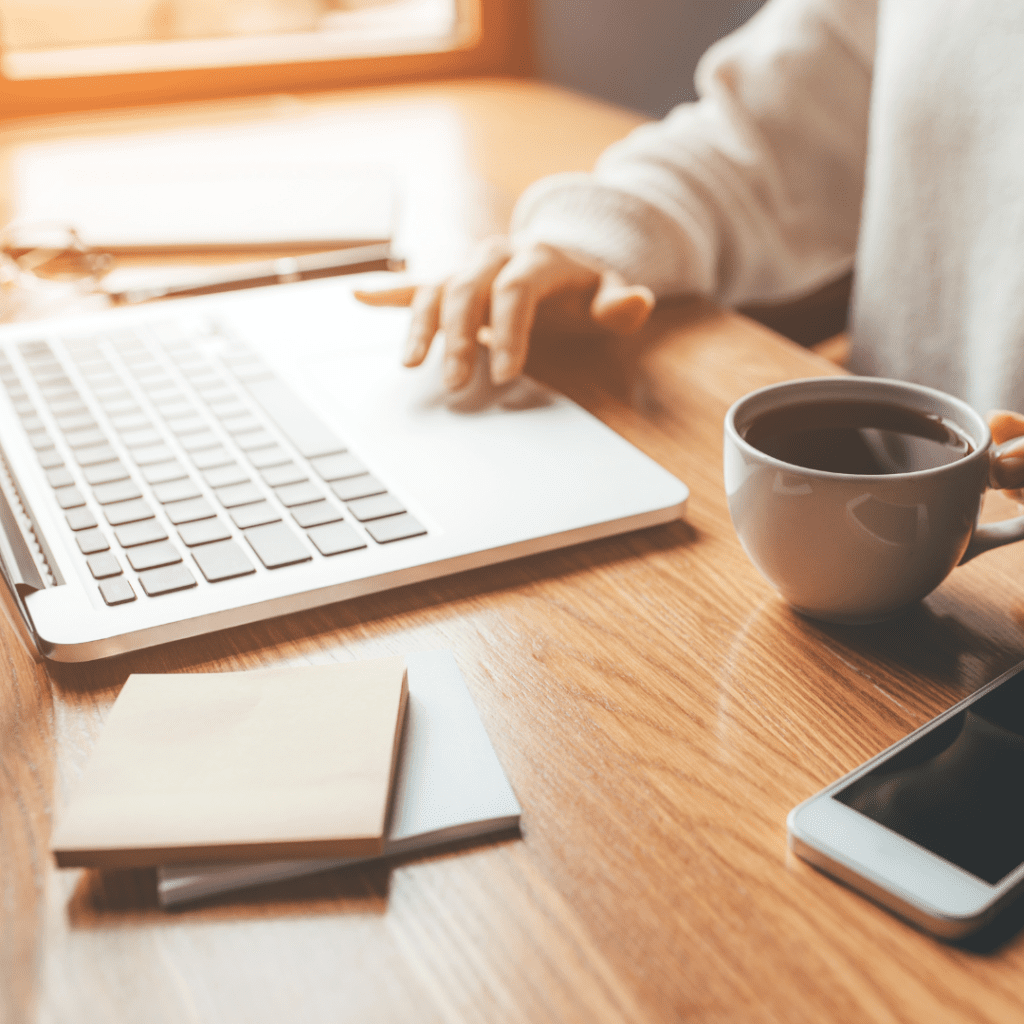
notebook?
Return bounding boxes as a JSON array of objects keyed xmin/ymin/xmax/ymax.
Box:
[
  {"xmin": 157, "ymin": 649, "xmax": 521, "ymax": 907},
  {"xmin": 50, "ymin": 657, "xmax": 408, "ymax": 869},
  {"xmin": 0, "ymin": 272, "xmax": 688, "ymax": 662},
  {"xmin": 11, "ymin": 142, "xmax": 395, "ymax": 252}
]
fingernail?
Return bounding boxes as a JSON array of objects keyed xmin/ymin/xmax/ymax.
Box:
[
  {"xmin": 402, "ymin": 338, "xmax": 421, "ymax": 365},
  {"xmin": 490, "ymin": 352, "xmax": 514, "ymax": 383}
]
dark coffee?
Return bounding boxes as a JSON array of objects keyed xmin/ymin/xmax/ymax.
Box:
[{"xmin": 742, "ymin": 399, "xmax": 974, "ymax": 474}]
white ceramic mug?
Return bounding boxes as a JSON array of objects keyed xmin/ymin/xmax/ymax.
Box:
[{"xmin": 724, "ymin": 376, "xmax": 1024, "ymax": 623}]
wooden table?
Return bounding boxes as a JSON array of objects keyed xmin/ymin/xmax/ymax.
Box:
[{"xmin": 4, "ymin": 78, "xmax": 1024, "ymax": 1024}]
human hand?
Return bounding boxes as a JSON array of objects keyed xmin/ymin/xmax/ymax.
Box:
[
  {"xmin": 354, "ymin": 237, "xmax": 655, "ymax": 390},
  {"xmin": 987, "ymin": 410, "xmax": 1024, "ymax": 497}
]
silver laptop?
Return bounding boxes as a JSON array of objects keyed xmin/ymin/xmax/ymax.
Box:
[{"xmin": 0, "ymin": 274, "xmax": 688, "ymax": 661}]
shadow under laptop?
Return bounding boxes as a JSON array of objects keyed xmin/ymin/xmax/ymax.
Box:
[
  {"xmin": 47, "ymin": 517, "xmax": 698, "ymax": 697},
  {"xmin": 64, "ymin": 830, "xmax": 521, "ymax": 927}
]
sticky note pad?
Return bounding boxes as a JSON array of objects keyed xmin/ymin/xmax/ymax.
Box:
[{"xmin": 51, "ymin": 658, "xmax": 408, "ymax": 869}]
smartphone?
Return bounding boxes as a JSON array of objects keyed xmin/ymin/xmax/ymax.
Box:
[{"xmin": 788, "ymin": 658, "xmax": 1024, "ymax": 938}]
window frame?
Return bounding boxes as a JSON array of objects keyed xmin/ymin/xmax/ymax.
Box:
[{"xmin": 0, "ymin": 0, "xmax": 532, "ymax": 117}]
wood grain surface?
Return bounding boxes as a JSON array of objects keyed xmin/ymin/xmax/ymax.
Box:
[{"xmin": 4, "ymin": 79, "xmax": 1024, "ymax": 1024}]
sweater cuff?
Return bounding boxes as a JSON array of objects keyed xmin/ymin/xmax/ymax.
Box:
[{"xmin": 510, "ymin": 173, "xmax": 714, "ymax": 298}]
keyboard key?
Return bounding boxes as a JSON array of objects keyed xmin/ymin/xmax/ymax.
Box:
[
  {"xmin": 306, "ymin": 521, "xmax": 366, "ymax": 556},
  {"xmin": 244, "ymin": 522, "xmax": 311, "ymax": 568},
  {"xmin": 365, "ymin": 513, "xmax": 427, "ymax": 544},
  {"xmin": 178, "ymin": 518, "xmax": 231, "ymax": 547},
  {"xmin": 55, "ymin": 412, "xmax": 96, "ymax": 432},
  {"xmin": 229, "ymin": 502, "xmax": 281, "ymax": 530},
  {"xmin": 214, "ymin": 482, "xmax": 263, "ymax": 508},
  {"xmin": 164, "ymin": 497, "xmax": 216, "ymax": 525},
  {"xmin": 152, "ymin": 478, "xmax": 202, "ymax": 504},
  {"xmin": 104, "ymin": 499, "xmax": 155, "ymax": 526},
  {"xmin": 83, "ymin": 459, "xmax": 130, "ymax": 485},
  {"xmin": 155, "ymin": 400, "xmax": 195, "ymax": 420},
  {"xmin": 211, "ymin": 401, "xmax": 248, "ymax": 421},
  {"xmin": 202, "ymin": 388, "xmax": 236, "ymax": 406},
  {"xmin": 120, "ymin": 427, "xmax": 162, "ymax": 449},
  {"xmin": 142, "ymin": 460, "xmax": 188, "ymax": 485},
  {"xmin": 346, "ymin": 493, "xmax": 406, "ymax": 521},
  {"xmin": 220, "ymin": 414, "xmax": 261, "ymax": 435},
  {"xmin": 192, "ymin": 446, "xmax": 233, "ymax": 470},
  {"xmin": 63, "ymin": 427, "xmax": 107, "ymax": 449},
  {"xmin": 274, "ymin": 481, "xmax": 322, "ymax": 507},
  {"xmin": 37, "ymin": 448, "xmax": 64, "ymax": 470},
  {"xmin": 99, "ymin": 577, "xmax": 136, "ymax": 605},
  {"xmin": 244, "ymin": 378, "xmax": 345, "ymax": 459},
  {"xmin": 131, "ymin": 443, "xmax": 175, "ymax": 466},
  {"xmin": 49, "ymin": 398, "xmax": 87, "ymax": 416},
  {"xmin": 192, "ymin": 540, "xmax": 256, "ymax": 582},
  {"xmin": 247, "ymin": 445, "xmax": 290, "ymax": 469},
  {"xmin": 261, "ymin": 462, "xmax": 307, "ymax": 488},
  {"xmin": 92, "ymin": 479, "xmax": 143, "ymax": 505},
  {"xmin": 28, "ymin": 430, "xmax": 55, "ymax": 451},
  {"xmin": 203, "ymin": 463, "xmax": 248, "ymax": 489},
  {"xmin": 114, "ymin": 520, "xmax": 168, "ymax": 547},
  {"xmin": 66, "ymin": 507, "xmax": 98, "ymax": 531},
  {"xmin": 179, "ymin": 430, "xmax": 221, "ymax": 452},
  {"xmin": 86, "ymin": 552, "xmax": 122, "ymax": 579},
  {"xmin": 330, "ymin": 474, "xmax": 386, "ymax": 502},
  {"xmin": 291, "ymin": 501, "xmax": 343, "ymax": 528},
  {"xmin": 310, "ymin": 453, "xmax": 368, "ymax": 481},
  {"xmin": 55, "ymin": 487, "xmax": 86, "ymax": 510},
  {"xmin": 75, "ymin": 444, "xmax": 118, "ymax": 466},
  {"xmin": 77, "ymin": 529, "xmax": 110, "ymax": 554},
  {"xmin": 167, "ymin": 415, "xmax": 207, "ymax": 436},
  {"xmin": 108, "ymin": 411, "xmax": 150, "ymax": 431},
  {"xmin": 46, "ymin": 467, "xmax": 75, "ymax": 489},
  {"xmin": 20, "ymin": 415, "xmax": 44, "ymax": 433},
  {"xmin": 127, "ymin": 541, "xmax": 182, "ymax": 571},
  {"xmin": 235, "ymin": 430, "xmax": 276, "ymax": 452},
  {"xmin": 98, "ymin": 397, "xmax": 138, "ymax": 415},
  {"xmin": 138, "ymin": 564, "xmax": 197, "ymax": 596}
]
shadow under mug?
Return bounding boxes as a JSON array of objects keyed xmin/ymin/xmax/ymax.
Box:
[{"xmin": 723, "ymin": 376, "xmax": 1024, "ymax": 624}]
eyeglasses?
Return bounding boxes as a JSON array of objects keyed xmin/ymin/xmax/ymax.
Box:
[{"xmin": 1, "ymin": 222, "xmax": 115, "ymax": 323}]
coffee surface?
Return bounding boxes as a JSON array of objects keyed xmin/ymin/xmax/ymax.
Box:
[{"xmin": 743, "ymin": 399, "xmax": 974, "ymax": 474}]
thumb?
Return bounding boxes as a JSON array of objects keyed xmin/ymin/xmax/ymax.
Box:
[{"xmin": 589, "ymin": 270, "xmax": 655, "ymax": 335}]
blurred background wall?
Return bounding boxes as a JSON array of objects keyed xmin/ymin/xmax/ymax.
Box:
[{"xmin": 532, "ymin": 0, "xmax": 768, "ymax": 118}]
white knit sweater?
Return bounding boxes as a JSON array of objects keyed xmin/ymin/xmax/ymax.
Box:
[{"xmin": 512, "ymin": 0, "xmax": 1024, "ymax": 414}]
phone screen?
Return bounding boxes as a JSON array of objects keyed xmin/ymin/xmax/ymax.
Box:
[{"xmin": 836, "ymin": 668, "xmax": 1024, "ymax": 884}]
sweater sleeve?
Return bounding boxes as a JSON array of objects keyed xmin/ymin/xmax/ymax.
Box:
[{"xmin": 511, "ymin": 0, "xmax": 876, "ymax": 306}]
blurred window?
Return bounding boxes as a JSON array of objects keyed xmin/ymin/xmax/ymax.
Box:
[{"xmin": 0, "ymin": 0, "xmax": 470, "ymax": 79}]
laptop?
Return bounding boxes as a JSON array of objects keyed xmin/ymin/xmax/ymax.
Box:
[{"xmin": 0, "ymin": 274, "xmax": 688, "ymax": 662}]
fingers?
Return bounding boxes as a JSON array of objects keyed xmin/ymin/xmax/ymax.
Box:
[
  {"xmin": 486, "ymin": 245, "xmax": 602, "ymax": 385},
  {"xmin": 987, "ymin": 411, "xmax": 1024, "ymax": 493},
  {"xmin": 353, "ymin": 285, "xmax": 417, "ymax": 307},
  {"xmin": 403, "ymin": 283, "xmax": 443, "ymax": 367},
  {"xmin": 989, "ymin": 409, "xmax": 1024, "ymax": 445},
  {"xmin": 440, "ymin": 239, "xmax": 512, "ymax": 389},
  {"xmin": 590, "ymin": 270, "xmax": 655, "ymax": 335}
]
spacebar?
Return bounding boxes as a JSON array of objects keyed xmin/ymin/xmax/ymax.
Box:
[{"xmin": 243, "ymin": 378, "xmax": 346, "ymax": 460}]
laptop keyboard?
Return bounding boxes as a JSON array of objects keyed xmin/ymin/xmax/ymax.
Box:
[{"xmin": 0, "ymin": 320, "xmax": 427, "ymax": 607}]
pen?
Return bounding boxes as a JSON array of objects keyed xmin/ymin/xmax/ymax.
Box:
[{"xmin": 104, "ymin": 242, "xmax": 404, "ymax": 305}]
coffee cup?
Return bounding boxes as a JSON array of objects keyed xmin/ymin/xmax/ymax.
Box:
[{"xmin": 723, "ymin": 376, "xmax": 1024, "ymax": 623}]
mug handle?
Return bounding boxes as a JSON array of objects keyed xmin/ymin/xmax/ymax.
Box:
[
  {"xmin": 959, "ymin": 439, "xmax": 1024, "ymax": 563},
  {"xmin": 960, "ymin": 514, "xmax": 1024, "ymax": 563}
]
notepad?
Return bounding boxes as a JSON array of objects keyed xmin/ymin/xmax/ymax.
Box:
[
  {"xmin": 50, "ymin": 658, "xmax": 408, "ymax": 869},
  {"xmin": 157, "ymin": 650, "xmax": 521, "ymax": 907},
  {"xmin": 12, "ymin": 140, "xmax": 396, "ymax": 252}
]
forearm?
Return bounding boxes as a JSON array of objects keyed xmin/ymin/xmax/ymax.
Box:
[{"xmin": 513, "ymin": 0, "xmax": 876, "ymax": 306}]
